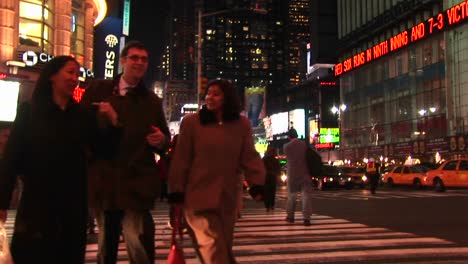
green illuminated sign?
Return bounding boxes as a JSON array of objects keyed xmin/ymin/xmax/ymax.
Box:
[
  {"xmin": 319, "ymin": 127, "xmax": 340, "ymax": 143},
  {"xmin": 123, "ymin": 0, "xmax": 131, "ymax": 36}
]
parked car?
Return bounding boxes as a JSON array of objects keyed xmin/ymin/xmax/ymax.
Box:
[
  {"xmin": 312, "ymin": 165, "xmax": 354, "ymax": 190},
  {"xmin": 382, "ymin": 164, "xmax": 429, "ymax": 189},
  {"xmin": 424, "ymin": 158, "xmax": 468, "ymax": 192}
]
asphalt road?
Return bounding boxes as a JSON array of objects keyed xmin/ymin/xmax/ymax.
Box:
[{"xmin": 275, "ymin": 186, "xmax": 468, "ymax": 245}]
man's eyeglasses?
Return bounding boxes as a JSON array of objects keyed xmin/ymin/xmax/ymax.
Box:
[{"xmin": 125, "ymin": 55, "xmax": 148, "ymax": 63}]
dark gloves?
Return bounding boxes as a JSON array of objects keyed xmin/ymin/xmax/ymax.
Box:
[
  {"xmin": 248, "ymin": 185, "xmax": 264, "ymax": 201},
  {"xmin": 168, "ymin": 192, "xmax": 185, "ymax": 204}
]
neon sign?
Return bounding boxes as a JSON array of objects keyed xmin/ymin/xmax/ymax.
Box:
[
  {"xmin": 316, "ymin": 143, "xmax": 335, "ymax": 149},
  {"xmin": 73, "ymin": 87, "xmax": 85, "ymax": 102},
  {"xmin": 320, "ymin": 82, "xmax": 336, "ymax": 86},
  {"xmin": 335, "ymin": 0, "xmax": 468, "ymax": 76}
]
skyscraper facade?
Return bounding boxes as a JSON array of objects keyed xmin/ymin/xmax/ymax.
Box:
[
  {"xmin": 285, "ymin": 0, "xmax": 311, "ymax": 86},
  {"xmin": 158, "ymin": 0, "xmax": 196, "ymax": 123},
  {"xmin": 197, "ymin": 0, "xmax": 276, "ymax": 128},
  {"xmin": 336, "ymin": 0, "xmax": 468, "ymax": 162},
  {"xmin": 160, "ymin": 0, "xmax": 195, "ymax": 82}
]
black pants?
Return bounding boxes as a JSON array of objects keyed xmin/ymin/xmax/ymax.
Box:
[
  {"xmin": 98, "ymin": 209, "xmax": 154, "ymax": 264},
  {"xmin": 264, "ymin": 183, "xmax": 277, "ymax": 209},
  {"xmin": 10, "ymin": 214, "xmax": 87, "ymax": 264},
  {"xmin": 369, "ymin": 174, "xmax": 380, "ymax": 193}
]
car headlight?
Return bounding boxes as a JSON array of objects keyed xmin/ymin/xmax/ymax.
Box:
[
  {"xmin": 362, "ymin": 175, "xmax": 368, "ymax": 182},
  {"xmin": 280, "ymin": 174, "xmax": 287, "ymax": 183}
]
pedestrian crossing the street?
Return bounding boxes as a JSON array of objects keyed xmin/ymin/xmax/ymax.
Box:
[
  {"xmin": 3, "ymin": 204, "xmax": 468, "ymax": 263},
  {"xmin": 276, "ymin": 188, "xmax": 468, "ymax": 201}
]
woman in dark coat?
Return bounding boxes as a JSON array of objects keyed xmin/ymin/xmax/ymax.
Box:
[
  {"xmin": 263, "ymin": 145, "xmax": 281, "ymax": 211},
  {"xmin": 0, "ymin": 56, "xmax": 96, "ymax": 264}
]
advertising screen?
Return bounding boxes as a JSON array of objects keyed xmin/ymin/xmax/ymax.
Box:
[
  {"xmin": 289, "ymin": 109, "xmax": 305, "ymax": 139},
  {"xmin": 0, "ymin": 80, "xmax": 20, "ymax": 122},
  {"xmin": 309, "ymin": 119, "xmax": 319, "ymax": 144},
  {"xmin": 270, "ymin": 112, "xmax": 288, "ymax": 135},
  {"xmin": 319, "ymin": 127, "xmax": 340, "ymax": 144}
]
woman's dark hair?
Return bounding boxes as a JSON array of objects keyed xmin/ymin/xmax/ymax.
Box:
[
  {"xmin": 205, "ymin": 79, "xmax": 241, "ymax": 121},
  {"xmin": 32, "ymin": 55, "xmax": 79, "ymax": 103}
]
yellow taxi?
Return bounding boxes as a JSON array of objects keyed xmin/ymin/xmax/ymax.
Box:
[
  {"xmin": 382, "ymin": 164, "xmax": 429, "ymax": 189},
  {"xmin": 423, "ymin": 158, "xmax": 468, "ymax": 192}
]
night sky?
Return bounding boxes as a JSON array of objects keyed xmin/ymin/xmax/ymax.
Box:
[{"xmin": 128, "ymin": 0, "xmax": 171, "ymax": 85}]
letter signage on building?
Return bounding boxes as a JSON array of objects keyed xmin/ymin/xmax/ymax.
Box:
[
  {"xmin": 335, "ymin": 0, "xmax": 468, "ymax": 76},
  {"xmin": 18, "ymin": 50, "xmax": 94, "ymax": 81},
  {"xmin": 94, "ymin": 17, "xmax": 123, "ymax": 80}
]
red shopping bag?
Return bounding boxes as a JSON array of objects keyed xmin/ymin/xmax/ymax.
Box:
[
  {"xmin": 167, "ymin": 206, "xmax": 185, "ymax": 264},
  {"xmin": 0, "ymin": 220, "xmax": 14, "ymax": 264}
]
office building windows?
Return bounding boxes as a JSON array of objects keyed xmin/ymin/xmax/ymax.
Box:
[
  {"xmin": 71, "ymin": 0, "xmax": 85, "ymax": 64},
  {"xmin": 19, "ymin": 0, "xmax": 54, "ymax": 52}
]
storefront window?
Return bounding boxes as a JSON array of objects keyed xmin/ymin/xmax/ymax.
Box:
[{"xmin": 19, "ymin": 0, "xmax": 54, "ymax": 53}]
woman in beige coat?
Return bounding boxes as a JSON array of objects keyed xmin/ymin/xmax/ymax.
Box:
[{"xmin": 168, "ymin": 79, "xmax": 265, "ymax": 264}]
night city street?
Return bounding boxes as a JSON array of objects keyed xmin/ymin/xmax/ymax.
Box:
[
  {"xmin": 2, "ymin": 0, "xmax": 468, "ymax": 263},
  {"xmin": 82, "ymin": 186, "xmax": 468, "ymax": 263},
  {"xmin": 5, "ymin": 186, "xmax": 468, "ymax": 263}
]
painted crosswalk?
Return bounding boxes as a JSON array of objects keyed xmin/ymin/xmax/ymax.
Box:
[
  {"xmin": 87, "ymin": 204, "xmax": 468, "ymax": 263},
  {"xmin": 276, "ymin": 188, "xmax": 468, "ymax": 201},
  {"xmin": 4, "ymin": 203, "xmax": 468, "ymax": 263}
]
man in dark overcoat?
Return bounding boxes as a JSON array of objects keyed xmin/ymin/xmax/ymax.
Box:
[{"xmin": 81, "ymin": 41, "xmax": 170, "ymax": 264}]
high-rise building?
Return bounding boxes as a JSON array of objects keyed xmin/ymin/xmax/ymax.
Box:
[
  {"xmin": 335, "ymin": 0, "xmax": 468, "ymax": 162},
  {"xmin": 197, "ymin": 0, "xmax": 280, "ymax": 128},
  {"xmin": 268, "ymin": 0, "xmax": 339, "ymax": 156},
  {"xmin": 158, "ymin": 0, "xmax": 196, "ymax": 123},
  {"xmin": 159, "ymin": 0, "xmax": 195, "ymax": 82},
  {"xmin": 285, "ymin": 0, "xmax": 311, "ymax": 86}
]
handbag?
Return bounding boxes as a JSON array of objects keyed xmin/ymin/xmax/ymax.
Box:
[
  {"xmin": 167, "ymin": 205, "xmax": 185, "ymax": 264},
  {"xmin": 0, "ymin": 220, "xmax": 14, "ymax": 264}
]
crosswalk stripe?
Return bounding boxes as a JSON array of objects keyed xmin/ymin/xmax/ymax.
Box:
[
  {"xmin": 5, "ymin": 202, "xmax": 468, "ymax": 263},
  {"xmin": 228, "ymin": 247, "xmax": 468, "ymax": 264},
  {"xmin": 87, "ymin": 206, "xmax": 468, "ymax": 263}
]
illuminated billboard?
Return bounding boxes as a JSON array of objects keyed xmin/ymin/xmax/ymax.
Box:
[
  {"xmin": 270, "ymin": 112, "xmax": 288, "ymax": 135},
  {"xmin": 319, "ymin": 127, "xmax": 340, "ymax": 144},
  {"xmin": 309, "ymin": 119, "xmax": 319, "ymax": 144},
  {"xmin": 0, "ymin": 80, "xmax": 20, "ymax": 122},
  {"xmin": 289, "ymin": 109, "xmax": 305, "ymax": 139}
]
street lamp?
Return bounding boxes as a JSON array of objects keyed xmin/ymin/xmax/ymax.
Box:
[
  {"xmin": 196, "ymin": 7, "xmax": 267, "ymax": 107},
  {"xmin": 331, "ymin": 103, "xmax": 347, "ymax": 147}
]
